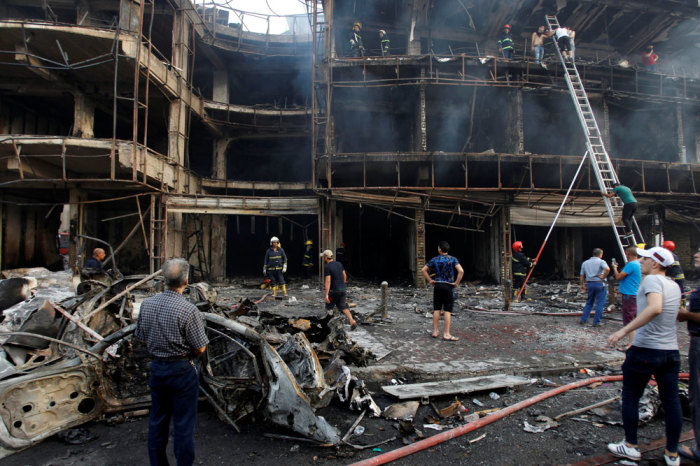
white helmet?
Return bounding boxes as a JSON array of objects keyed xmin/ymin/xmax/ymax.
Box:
[{"xmin": 270, "ymin": 236, "xmax": 280, "ymax": 245}]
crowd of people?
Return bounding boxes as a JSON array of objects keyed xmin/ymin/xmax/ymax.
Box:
[{"xmin": 342, "ymin": 20, "xmax": 658, "ymax": 71}]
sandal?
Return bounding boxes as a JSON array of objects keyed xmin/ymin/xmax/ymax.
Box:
[{"xmin": 679, "ymin": 445, "xmax": 700, "ymax": 461}]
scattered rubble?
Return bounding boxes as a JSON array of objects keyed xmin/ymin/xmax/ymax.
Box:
[{"xmin": 0, "ymin": 269, "xmax": 382, "ymax": 456}]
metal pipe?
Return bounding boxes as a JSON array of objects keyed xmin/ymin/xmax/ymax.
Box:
[{"xmin": 515, "ymin": 152, "xmax": 589, "ymax": 301}]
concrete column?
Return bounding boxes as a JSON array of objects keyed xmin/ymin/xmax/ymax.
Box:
[
  {"xmin": 332, "ymin": 203, "xmax": 343, "ymax": 251},
  {"xmin": 167, "ymin": 212, "xmax": 184, "ymax": 260},
  {"xmin": 72, "ymin": 93, "xmax": 95, "ymax": 138},
  {"xmin": 68, "ymin": 189, "xmax": 84, "ymax": 272},
  {"xmin": 488, "ymin": 211, "xmax": 502, "ymax": 284},
  {"xmin": 119, "ymin": 0, "xmax": 141, "ymax": 32},
  {"xmin": 504, "ymin": 89, "xmax": 523, "ymax": 154},
  {"xmin": 677, "ymin": 103, "xmax": 687, "ymax": 163},
  {"xmin": 172, "ymin": 10, "xmax": 190, "ymax": 77},
  {"xmin": 414, "ymin": 207, "xmax": 426, "ymax": 287},
  {"xmin": 407, "ymin": 0, "xmax": 430, "ymax": 56},
  {"xmin": 414, "ymin": 70, "xmax": 427, "ymax": 151},
  {"xmin": 501, "ymin": 207, "xmax": 511, "ymax": 286},
  {"xmin": 168, "ymin": 9, "xmax": 190, "ymax": 166},
  {"xmin": 210, "ymin": 216, "xmax": 226, "ymax": 280},
  {"xmin": 213, "ymin": 138, "xmax": 229, "ymax": 179},
  {"xmin": 212, "ymin": 70, "xmax": 229, "ymax": 103},
  {"xmin": 168, "ymin": 100, "xmax": 187, "ymax": 165}
]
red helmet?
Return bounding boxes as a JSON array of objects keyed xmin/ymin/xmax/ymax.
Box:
[
  {"xmin": 663, "ymin": 240, "xmax": 675, "ymax": 252},
  {"xmin": 504, "ymin": 24, "xmax": 511, "ymax": 29},
  {"xmin": 512, "ymin": 241, "xmax": 523, "ymax": 252}
]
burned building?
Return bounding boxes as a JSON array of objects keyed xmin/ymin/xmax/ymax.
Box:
[{"xmin": 1, "ymin": 0, "xmax": 699, "ymax": 285}]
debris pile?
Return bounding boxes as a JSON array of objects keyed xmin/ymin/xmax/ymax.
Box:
[{"xmin": 0, "ymin": 269, "xmax": 380, "ymax": 455}]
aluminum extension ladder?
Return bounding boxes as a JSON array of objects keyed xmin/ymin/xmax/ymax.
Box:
[{"xmin": 545, "ymin": 15, "xmax": 644, "ymax": 261}]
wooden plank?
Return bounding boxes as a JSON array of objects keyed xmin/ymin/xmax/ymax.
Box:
[{"xmin": 382, "ymin": 374, "xmax": 531, "ymax": 399}]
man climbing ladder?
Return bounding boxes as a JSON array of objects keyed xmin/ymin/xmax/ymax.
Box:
[{"xmin": 545, "ymin": 14, "xmax": 643, "ymax": 258}]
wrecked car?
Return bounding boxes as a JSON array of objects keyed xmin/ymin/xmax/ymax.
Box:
[{"xmin": 0, "ymin": 272, "xmax": 374, "ymax": 456}]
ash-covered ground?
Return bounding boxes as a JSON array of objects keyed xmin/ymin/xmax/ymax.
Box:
[{"xmin": 2, "ymin": 277, "xmax": 696, "ymax": 465}]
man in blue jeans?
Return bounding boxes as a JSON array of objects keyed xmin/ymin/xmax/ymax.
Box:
[
  {"xmin": 580, "ymin": 248, "xmax": 610, "ymax": 326},
  {"xmin": 607, "ymin": 246, "xmax": 682, "ymax": 465},
  {"xmin": 135, "ymin": 258, "xmax": 209, "ymax": 466}
]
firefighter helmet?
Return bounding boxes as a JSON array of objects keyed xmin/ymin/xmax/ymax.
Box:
[
  {"xmin": 353, "ymin": 22, "xmax": 362, "ymax": 30},
  {"xmin": 512, "ymin": 241, "xmax": 523, "ymax": 252},
  {"xmin": 270, "ymin": 236, "xmax": 280, "ymax": 245},
  {"xmin": 504, "ymin": 24, "xmax": 511, "ymax": 29},
  {"xmin": 305, "ymin": 240, "xmax": 313, "ymax": 245},
  {"xmin": 663, "ymin": 240, "xmax": 675, "ymax": 252}
]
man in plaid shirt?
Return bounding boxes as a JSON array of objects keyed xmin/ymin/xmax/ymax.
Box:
[{"xmin": 135, "ymin": 258, "xmax": 208, "ymax": 466}]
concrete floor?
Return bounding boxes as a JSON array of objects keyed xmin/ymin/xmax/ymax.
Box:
[{"xmin": 222, "ymin": 278, "xmax": 694, "ymax": 384}]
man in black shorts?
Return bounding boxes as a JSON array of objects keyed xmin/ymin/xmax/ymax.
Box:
[
  {"xmin": 321, "ymin": 249, "xmax": 357, "ymax": 329},
  {"xmin": 421, "ymin": 241, "xmax": 464, "ymax": 341}
]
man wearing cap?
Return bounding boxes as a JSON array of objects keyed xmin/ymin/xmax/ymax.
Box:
[
  {"xmin": 379, "ymin": 29, "xmax": 390, "ymax": 56},
  {"xmin": 607, "ymin": 247, "xmax": 682, "ymax": 465},
  {"xmin": 580, "ymin": 248, "xmax": 610, "ymax": 326},
  {"xmin": 677, "ymin": 249, "xmax": 700, "ymax": 461},
  {"xmin": 347, "ymin": 22, "xmax": 364, "ymax": 57},
  {"xmin": 320, "ymin": 249, "xmax": 357, "ymax": 329},
  {"xmin": 302, "ymin": 240, "xmax": 314, "ymax": 279},
  {"xmin": 498, "ymin": 24, "xmax": 514, "ymax": 59},
  {"xmin": 604, "ymin": 183, "xmax": 637, "ymax": 236}
]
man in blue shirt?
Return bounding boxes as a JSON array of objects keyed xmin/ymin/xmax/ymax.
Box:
[
  {"xmin": 421, "ymin": 241, "xmax": 464, "ymax": 341},
  {"xmin": 580, "ymin": 248, "xmax": 611, "ymax": 326},
  {"xmin": 612, "ymin": 247, "xmax": 642, "ymax": 346}
]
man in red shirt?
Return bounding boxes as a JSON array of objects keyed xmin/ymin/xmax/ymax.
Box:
[{"xmin": 642, "ymin": 45, "xmax": 658, "ymax": 72}]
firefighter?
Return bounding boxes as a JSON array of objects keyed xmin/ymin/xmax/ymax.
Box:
[
  {"xmin": 512, "ymin": 241, "xmax": 535, "ymax": 300},
  {"xmin": 498, "ymin": 24, "xmax": 515, "ymax": 59},
  {"xmin": 347, "ymin": 22, "xmax": 365, "ymax": 57},
  {"xmin": 379, "ymin": 29, "xmax": 390, "ymax": 56},
  {"xmin": 663, "ymin": 240, "xmax": 685, "ymax": 294},
  {"xmin": 302, "ymin": 240, "xmax": 314, "ymax": 279},
  {"xmin": 263, "ymin": 236, "xmax": 288, "ymax": 297}
]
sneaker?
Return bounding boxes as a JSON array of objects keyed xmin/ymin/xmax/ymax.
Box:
[
  {"xmin": 592, "ymin": 322, "xmax": 603, "ymax": 327},
  {"xmin": 607, "ymin": 441, "xmax": 641, "ymax": 461},
  {"xmin": 579, "ymin": 320, "xmax": 587, "ymax": 325},
  {"xmin": 664, "ymin": 453, "xmax": 680, "ymax": 466}
]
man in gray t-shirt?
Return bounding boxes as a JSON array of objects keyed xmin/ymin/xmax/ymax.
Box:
[
  {"xmin": 579, "ymin": 248, "xmax": 610, "ymax": 326},
  {"xmin": 606, "ymin": 247, "xmax": 682, "ymax": 464}
]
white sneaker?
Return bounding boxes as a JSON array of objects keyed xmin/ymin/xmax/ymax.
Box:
[
  {"xmin": 607, "ymin": 441, "xmax": 641, "ymax": 461},
  {"xmin": 664, "ymin": 453, "xmax": 680, "ymax": 466}
]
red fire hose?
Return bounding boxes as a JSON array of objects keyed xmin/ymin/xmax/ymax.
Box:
[{"xmin": 350, "ymin": 374, "xmax": 689, "ymax": 466}]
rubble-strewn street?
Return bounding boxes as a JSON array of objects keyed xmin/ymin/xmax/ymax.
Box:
[{"xmin": 0, "ymin": 271, "xmax": 695, "ymax": 465}]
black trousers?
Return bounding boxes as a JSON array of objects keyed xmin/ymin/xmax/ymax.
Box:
[{"xmin": 622, "ymin": 202, "xmax": 637, "ymax": 233}]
